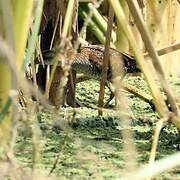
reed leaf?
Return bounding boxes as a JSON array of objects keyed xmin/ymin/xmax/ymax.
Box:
[
  {"xmin": 23, "ymin": 0, "xmax": 44, "ymax": 70},
  {"xmin": 0, "ymin": 0, "xmax": 33, "ymax": 146},
  {"xmin": 12, "ymin": 0, "xmax": 33, "ymax": 69},
  {"xmin": 79, "ymin": 7, "xmax": 106, "ymax": 44},
  {"xmin": 87, "ymin": 3, "xmax": 116, "ymax": 42},
  {"xmin": 62, "ymin": 0, "xmax": 75, "ymax": 39}
]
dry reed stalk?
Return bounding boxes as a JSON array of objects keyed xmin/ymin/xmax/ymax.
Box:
[
  {"xmin": 126, "ymin": 0, "xmax": 180, "ymax": 117},
  {"xmin": 115, "ymin": 0, "xmax": 129, "ymax": 52},
  {"xmin": 154, "ymin": 42, "xmax": 180, "ymax": 57},
  {"xmin": 111, "ymin": 53, "xmax": 138, "ymax": 173},
  {"xmin": 98, "ymin": 5, "xmax": 114, "ymax": 115},
  {"xmin": 125, "ymin": 2, "xmax": 180, "ymax": 176},
  {"xmin": 148, "ymin": 119, "xmax": 164, "ymax": 165},
  {"xmin": 0, "ymin": 36, "xmax": 44, "ymax": 180},
  {"xmin": 44, "ymin": 10, "xmax": 61, "ymax": 99},
  {"xmin": 109, "ymin": 0, "xmax": 169, "ymax": 124},
  {"xmin": 46, "ymin": 0, "xmax": 75, "ymax": 108},
  {"xmin": 123, "ymin": 151, "xmax": 180, "ymax": 180}
]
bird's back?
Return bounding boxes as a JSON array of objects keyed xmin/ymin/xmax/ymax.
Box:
[
  {"xmin": 39, "ymin": 45, "xmax": 141, "ymax": 81},
  {"xmin": 72, "ymin": 45, "xmax": 141, "ymax": 81}
]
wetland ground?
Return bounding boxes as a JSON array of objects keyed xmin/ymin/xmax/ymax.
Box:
[{"xmin": 15, "ymin": 77, "xmax": 180, "ymax": 179}]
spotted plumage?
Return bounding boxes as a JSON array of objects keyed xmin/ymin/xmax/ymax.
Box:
[
  {"xmin": 40, "ymin": 45, "xmax": 141, "ymax": 81},
  {"xmin": 71, "ymin": 45, "xmax": 141, "ymax": 81}
]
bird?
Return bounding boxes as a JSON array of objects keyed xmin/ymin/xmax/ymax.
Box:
[
  {"xmin": 71, "ymin": 45, "xmax": 141, "ymax": 81},
  {"xmin": 40, "ymin": 45, "xmax": 141, "ymax": 80},
  {"xmin": 37, "ymin": 45, "xmax": 145, "ymax": 107}
]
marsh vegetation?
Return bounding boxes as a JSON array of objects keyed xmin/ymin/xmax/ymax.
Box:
[{"xmin": 0, "ymin": 0, "xmax": 180, "ymax": 179}]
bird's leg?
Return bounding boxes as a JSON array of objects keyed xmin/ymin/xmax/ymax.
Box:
[
  {"xmin": 103, "ymin": 73, "xmax": 126, "ymax": 108},
  {"xmin": 103, "ymin": 80, "xmax": 155, "ymax": 109},
  {"xmin": 103, "ymin": 81, "xmax": 116, "ymax": 108},
  {"xmin": 66, "ymin": 70, "xmax": 82, "ymax": 107}
]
